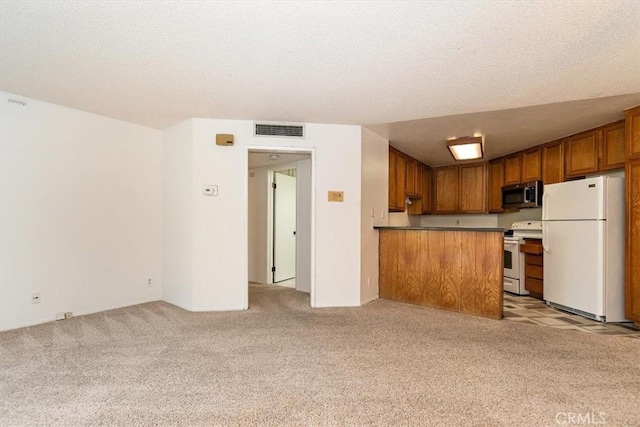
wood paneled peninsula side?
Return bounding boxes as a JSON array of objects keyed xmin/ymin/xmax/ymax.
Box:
[{"xmin": 375, "ymin": 226, "xmax": 504, "ymax": 320}]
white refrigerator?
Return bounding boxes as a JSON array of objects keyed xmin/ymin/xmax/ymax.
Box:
[{"xmin": 542, "ymin": 176, "xmax": 627, "ymax": 322}]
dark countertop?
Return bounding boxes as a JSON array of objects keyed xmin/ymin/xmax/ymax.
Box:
[{"xmin": 374, "ymin": 226, "xmax": 504, "ymax": 232}]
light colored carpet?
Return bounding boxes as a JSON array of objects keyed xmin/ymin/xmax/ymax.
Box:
[{"xmin": 1, "ymin": 284, "xmax": 639, "ymax": 426}]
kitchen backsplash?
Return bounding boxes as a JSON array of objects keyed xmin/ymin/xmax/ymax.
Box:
[
  {"xmin": 388, "ymin": 209, "xmax": 543, "ymax": 229},
  {"xmin": 420, "ymin": 213, "xmax": 498, "ymax": 228},
  {"xmin": 497, "ymin": 208, "xmax": 542, "ymax": 229},
  {"xmin": 388, "ymin": 211, "xmax": 422, "ymax": 227}
]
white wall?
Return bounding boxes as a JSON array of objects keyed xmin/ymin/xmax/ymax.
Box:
[
  {"xmin": 360, "ymin": 129, "xmax": 389, "ymax": 304},
  {"xmin": 294, "ymin": 158, "xmax": 312, "ymax": 293},
  {"xmin": 247, "ymin": 167, "xmax": 269, "ymax": 284},
  {"xmin": 0, "ymin": 92, "xmax": 162, "ymax": 331},
  {"xmin": 161, "ymin": 119, "xmax": 362, "ymax": 311},
  {"xmin": 162, "ymin": 120, "xmax": 194, "ymax": 309}
]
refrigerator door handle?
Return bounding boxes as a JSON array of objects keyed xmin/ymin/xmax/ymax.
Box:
[
  {"xmin": 543, "ymin": 222, "xmax": 549, "ymax": 253},
  {"xmin": 542, "ymin": 191, "xmax": 548, "ymax": 220}
]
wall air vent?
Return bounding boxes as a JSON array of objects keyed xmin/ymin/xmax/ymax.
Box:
[
  {"xmin": 7, "ymin": 99, "xmax": 26, "ymax": 106},
  {"xmin": 255, "ymin": 123, "xmax": 304, "ymax": 138}
]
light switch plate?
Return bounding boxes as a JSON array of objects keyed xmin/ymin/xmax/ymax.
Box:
[
  {"xmin": 203, "ymin": 185, "xmax": 218, "ymax": 196},
  {"xmin": 327, "ymin": 191, "xmax": 344, "ymax": 202}
]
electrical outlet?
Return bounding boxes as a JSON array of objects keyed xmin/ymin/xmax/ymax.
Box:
[
  {"xmin": 370, "ymin": 208, "xmax": 375, "ymax": 218},
  {"xmin": 147, "ymin": 278, "xmax": 152, "ymax": 287},
  {"xmin": 31, "ymin": 293, "xmax": 40, "ymax": 304},
  {"xmin": 56, "ymin": 312, "xmax": 73, "ymax": 320},
  {"xmin": 203, "ymin": 185, "xmax": 218, "ymax": 196}
]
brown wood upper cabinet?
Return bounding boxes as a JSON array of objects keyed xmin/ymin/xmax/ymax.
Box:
[
  {"xmin": 388, "ymin": 147, "xmax": 406, "ymax": 212},
  {"xmin": 407, "ymin": 163, "xmax": 432, "ymax": 215},
  {"xmin": 521, "ymin": 147, "xmax": 542, "ymax": 182},
  {"xmin": 390, "ymin": 146, "xmax": 429, "ymax": 214},
  {"xmin": 542, "ymin": 139, "xmax": 565, "ymax": 185},
  {"xmin": 599, "ymin": 120, "xmax": 625, "ymax": 171},
  {"xmin": 504, "ymin": 153, "xmax": 522, "ymax": 185},
  {"xmin": 433, "ymin": 166, "xmax": 459, "ymax": 214},
  {"xmin": 405, "ymin": 157, "xmax": 416, "ymax": 196},
  {"xmin": 565, "ymin": 129, "xmax": 599, "ymax": 178},
  {"xmin": 405, "ymin": 158, "xmax": 422, "ymax": 198},
  {"xmin": 626, "ymin": 106, "xmax": 640, "ymax": 160},
  {"xmin": 488, "ymin": 158, "xmax": 505, "ymax": 213},
  {"xmin": 421, "ymin": 164, "xmax": 432, "ymax": 214},
  {"xmin": 460, "ymin": 163, "xmax": 487, "ymax": 213},
  {"xmin": 433, "ymin": 163, "xmax": 486, "ymax": 214}
]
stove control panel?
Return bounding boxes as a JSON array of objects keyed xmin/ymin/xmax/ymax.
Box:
[
  {"xmin": 511, "ymin": 220, "xmax": 543, "ymax": 231},
  {"xmin": 510, "ymin": 220, "xmax": 543, "ymax": 239}
]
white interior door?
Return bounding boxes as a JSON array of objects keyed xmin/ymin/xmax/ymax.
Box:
[{"xmin": 273, "ymin": 172, "xmax": 296, "ymax": 282}]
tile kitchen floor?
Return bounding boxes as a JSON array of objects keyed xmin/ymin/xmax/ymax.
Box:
[{"xmin": 503, "ymin": 293, "xmax": 640, "ymax": 339}]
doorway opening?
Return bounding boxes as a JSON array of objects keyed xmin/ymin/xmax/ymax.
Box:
[{"xmin": 247, "ymin": 148, "xmax": 314, "ymax": 307}]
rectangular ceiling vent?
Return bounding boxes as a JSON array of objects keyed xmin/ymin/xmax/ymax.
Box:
[
  {"xmin": 7, "ymin": 98, "xmax": 26, "ymax": 106},
  {"xmin": 254, "ymin": 123, "xmax": 304, "ymax": 138}
]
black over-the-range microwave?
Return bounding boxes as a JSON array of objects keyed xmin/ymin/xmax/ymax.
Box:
[{"xmin": 502, "ymin": 180, "xmax": 543, "ymax": 209}]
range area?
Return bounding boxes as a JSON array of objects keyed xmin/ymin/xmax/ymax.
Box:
[{"xmin": 503, "ymin": 220, "xmax": 543, "ymax": 297}]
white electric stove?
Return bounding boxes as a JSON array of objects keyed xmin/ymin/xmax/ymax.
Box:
[{"xmin": 503, "ymin": 220, "xmax": 542, "ymax": 295}]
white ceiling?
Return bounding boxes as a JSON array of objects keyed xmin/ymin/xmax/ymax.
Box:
[{"xmin": 1, "ymin": 1, "xmax": 639, "ymax": 165}]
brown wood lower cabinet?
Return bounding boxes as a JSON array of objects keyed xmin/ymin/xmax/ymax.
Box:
[
  {"xmin": 378, "ymin": 228, "xmax": 503, "ymax": 319},
  {"xmin": 521, "ymin": 239, "xmax": 543, "ymax": 300}
]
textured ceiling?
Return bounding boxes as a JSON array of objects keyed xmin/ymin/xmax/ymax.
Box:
[{"xmin": 1, "ymin": 1, "xmax": 640, "ymax": 164}]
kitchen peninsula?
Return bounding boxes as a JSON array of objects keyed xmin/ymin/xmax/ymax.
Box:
[{"xmin": 375, "ymin": 226, "xmax": 504, "ymax": 319}]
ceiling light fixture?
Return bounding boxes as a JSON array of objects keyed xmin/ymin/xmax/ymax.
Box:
[
  {"xmin": 269, "ymin": 154, "xmax": 280, "ymax": 160},
  {"xmin": 447, "ymin": 136, "xmax": 484, "ymax": 161}
]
